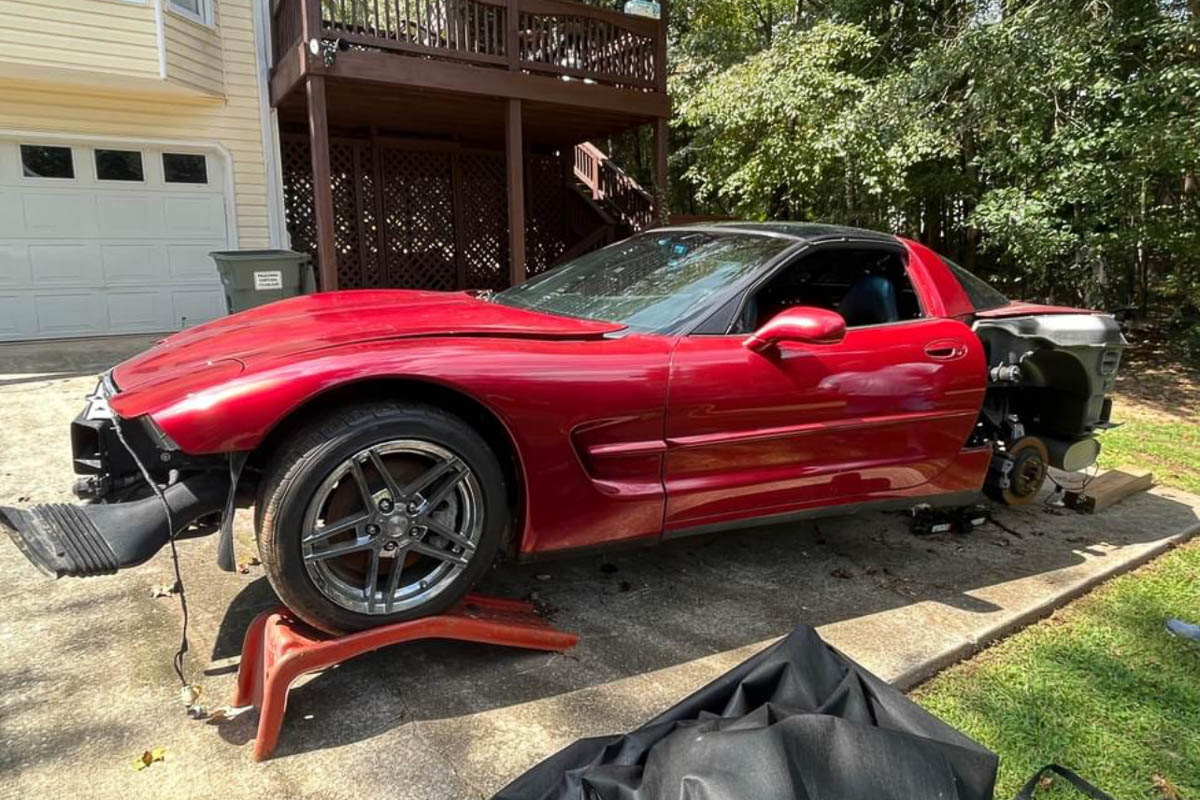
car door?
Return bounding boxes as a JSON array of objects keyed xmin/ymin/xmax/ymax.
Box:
[{"xmin": 662, "ymin": 253, "xmax": 986, "ymax": 534}]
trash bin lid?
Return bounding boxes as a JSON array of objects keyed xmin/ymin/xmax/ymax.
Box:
[{"xmin": 208, "ymin": 249, "xmax": 311, "ymax": 262}]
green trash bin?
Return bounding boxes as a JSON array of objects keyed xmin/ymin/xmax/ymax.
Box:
[{"xmin": 209, "ymin": 249, "xmax": 315, "ymax": 314}]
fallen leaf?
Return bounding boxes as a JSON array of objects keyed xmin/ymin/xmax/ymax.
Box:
[
  {"xmin": 1038, "ymin": 775, "xmax": 1054, "ymax": 791},
  {"xmin": 1153, "ymin": 774, "xmax": 1182, "ymax": 800},
  {"xmin": 132, "ymin": 747, "xmax": 166, "ymax": 771},
  {"xmin": 150, "ymin": 582, "xmax": 180, "ymax": 598}
]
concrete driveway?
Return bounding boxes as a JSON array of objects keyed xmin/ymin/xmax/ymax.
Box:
[{"xmin": 1, "ymin": 336, "xmax": 1197, "ymax": 800}]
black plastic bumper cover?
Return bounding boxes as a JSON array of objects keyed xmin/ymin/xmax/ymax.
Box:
[{"xmin": 0, "ymin": 475, "xmax": 228, "ymax": 578}]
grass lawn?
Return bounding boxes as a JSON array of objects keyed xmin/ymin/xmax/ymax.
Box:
[
  {"xmin": 1097, "ymin": 414, "xmax": 1200, "ymax": 495},
  {"xmin": 913, "ymin": 541, "xmax": 1200, "ymax": 798},
  {"xmin": 914, "ymin": 391, "xmax": 1200, "ymax": 799}
]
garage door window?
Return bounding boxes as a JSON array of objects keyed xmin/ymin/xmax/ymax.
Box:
[
  {"xmin": 163, "ymin": 153, "xmax": 207, "ymax": 184},
  {"xmin": 95, "ymin": 149, "xmax": 144, "ymax": 182},
  {"xmin": 20, "ymin": 145, "xmax": 74, "ymax": 179}
]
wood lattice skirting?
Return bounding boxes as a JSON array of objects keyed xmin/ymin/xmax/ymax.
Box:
[{"xmin": 281, "ymin": 133, "xmax": 597, "ymax": 291}]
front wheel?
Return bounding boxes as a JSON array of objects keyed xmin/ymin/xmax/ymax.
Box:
[{"xmin": 256, "ymin": 402, "xmax": 508, "ymax": 634}]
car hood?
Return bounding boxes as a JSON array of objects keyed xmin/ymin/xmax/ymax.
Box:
[{"xmin": 112, "ymin": 290, "xmax": 624, "ymax": 392}]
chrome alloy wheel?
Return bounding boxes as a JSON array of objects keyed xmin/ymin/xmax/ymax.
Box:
[{"xmin": 301, "ymin": 439, "xmax": 484, "ymax": 615}]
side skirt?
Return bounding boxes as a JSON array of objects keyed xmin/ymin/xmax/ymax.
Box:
[{"xmin": 515, "ymin": 490, "xmax": 983, "ymax": 563}]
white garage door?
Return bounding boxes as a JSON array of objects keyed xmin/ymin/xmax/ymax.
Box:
[{"xmin": 0, "ymin": 137, "xmax": 231, "ymax": 341}]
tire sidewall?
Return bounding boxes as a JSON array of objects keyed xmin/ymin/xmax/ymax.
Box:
[{"xmin": 263, "ymin": 406, "xmax": 507, "ymax": 634}]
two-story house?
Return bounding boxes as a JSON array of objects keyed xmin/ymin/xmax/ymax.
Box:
[{"xmin": 0, "ymin": 0, "xmax": 668, "ymax": 341}]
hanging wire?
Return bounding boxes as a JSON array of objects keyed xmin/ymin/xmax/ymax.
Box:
[{"xmin": 111, "ymin": 415, "xmax": 190, "ymax": 688}]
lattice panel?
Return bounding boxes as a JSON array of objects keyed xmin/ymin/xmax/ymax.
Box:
[
  {"xmin": 525, "ymin": 153, "xmax": 569, "ymax": 276},
  {"xmin": 378, "ymin": 147, "xmax": 458, "ymax": 290},
  {"xmin": 281, "ymin": 135, "xmax": 595, "ymax": 291},
  {"xmin": 459, "ymin": 151, "xmax": 508, "ymax": 289},
  {"xmin": 280, "ymin": 135, "xmax": 319, "ymax": 279},
  {"xmin": 358, "ymin": 144, "xmax": 383, "ymax": 288},
  {"xmin": 330, "ymin": 142, "xmax": 365, "ymax": 289}
]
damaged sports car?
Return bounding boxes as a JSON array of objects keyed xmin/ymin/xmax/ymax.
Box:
[{"xmin": 2, "ymin": 223, "xmax": 1126, "ymax": 633}]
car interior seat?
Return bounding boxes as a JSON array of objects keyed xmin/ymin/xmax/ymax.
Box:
[{"xmin": 838, "ymin": 274, "xmax": 899, "ymax": 327}]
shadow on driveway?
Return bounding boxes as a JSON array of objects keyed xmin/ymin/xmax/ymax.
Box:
[{"xmin": 208, "ymin": 487, "xmax": 1198, "ymax": 759}]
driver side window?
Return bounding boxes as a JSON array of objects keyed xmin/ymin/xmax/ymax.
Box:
[{"xmin": 730, "ymin": 246, "xmax": 923, "ymax": 334}]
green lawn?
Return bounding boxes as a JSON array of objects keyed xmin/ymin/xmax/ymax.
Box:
[
  {"xmin": 1097, "ymin": 417, "xmax": 1200, "ymax": 495},
  {"xmin": 913, "ymin": 413, "xmax": 1200, "ymax": 799}
]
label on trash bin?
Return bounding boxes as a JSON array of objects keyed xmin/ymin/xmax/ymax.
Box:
[{"xmin": 253, "ymin": 270, "xmax": 283, "ymax": 291}]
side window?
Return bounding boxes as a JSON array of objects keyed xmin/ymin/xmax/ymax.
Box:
[
  {"xmin": 942, "ymin": 257, "xmax": 1009, "ymax": 311},
  {"xmin": 731, "ymin": 247, "xmax": 923, "ymax": 333}
]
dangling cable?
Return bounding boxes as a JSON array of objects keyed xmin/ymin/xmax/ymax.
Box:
[{"xmin": 111, "ymin": 415, "xmax": 190, "ymax": 687}]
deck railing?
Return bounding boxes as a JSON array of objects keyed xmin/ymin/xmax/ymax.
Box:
[
  {"xmin": 272, "ymin": 0, "xmax": 663, "ymax": 90},
  {"xmin": 574, "ymin": 141, "xmax": 654, "ymax": 230}
]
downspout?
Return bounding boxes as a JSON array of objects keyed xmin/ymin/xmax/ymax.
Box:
[{"xmin": 253, "ymin": 0, "xmax": 288, "ymax": 248}]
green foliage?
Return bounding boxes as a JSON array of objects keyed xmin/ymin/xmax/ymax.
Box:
[{"xmin": 669, "ymin": 0, "xmax": 1200, "ymax": 322}]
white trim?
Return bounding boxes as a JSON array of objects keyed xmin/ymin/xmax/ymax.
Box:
[
  {"xmin": 153, "ymin": 0, "xmax": 168, "ymax": 79},
  {"xmin": 254, "ymin": 0, "xmax": 288, "ymax": 247},
  {"xmin": 166, "ymin": 0, "xmax": 215, "ymax": 27},
  {"xmin": 0, "ymin": 128, "xmax": 240, "ymax": 250}
]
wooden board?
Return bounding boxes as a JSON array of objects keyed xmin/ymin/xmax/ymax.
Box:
[{"xmin": 1064, "ymin": 467, "xmax": 1154, "ymax": 514}]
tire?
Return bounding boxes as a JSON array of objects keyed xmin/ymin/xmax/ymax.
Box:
[{"xmin": 256, "ymin": 401, "xmax": 508, "ymax": 634}]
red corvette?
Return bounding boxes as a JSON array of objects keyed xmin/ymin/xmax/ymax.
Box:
[{"xmin": 2, "ymin": 223, "xmax": 1126, "ymax": 633}]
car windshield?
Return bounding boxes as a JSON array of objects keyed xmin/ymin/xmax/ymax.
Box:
[
  {"xmin": 942, "ymin": 257, "xmax": 1010, "ymax": 311},
  {"xmin": 492, "ymin": 230, "xmax": 793, "ymax": 333}
]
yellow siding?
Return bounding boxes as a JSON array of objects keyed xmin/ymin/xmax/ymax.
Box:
[
  {"xmin": 164, "ymin": 5, "xmax": 225, "ymax": 96},
  {"xmin": 0, "ymin": 0, "xmax": 159, "ymax": 80},
  {"xmin": 0, "ymin": 0, "xmax": 272, "ymax": 248}
]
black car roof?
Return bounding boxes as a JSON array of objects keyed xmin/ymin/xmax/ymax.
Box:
[{"xmin": 652, "ymin": 221, "xmax": 901, "ymax": 245}]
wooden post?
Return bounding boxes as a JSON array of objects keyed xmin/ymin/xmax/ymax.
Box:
[
  {"xmin": 506, "ymin": 0, "xmax": 519, "ymax": 69},
  {"xmin": 306, "ymin": 74, "xmax": 338, "ymax": 290},
  {"xmin": 506, "ymin": 98, "xmax": 526, "ymax": 286},
  {"xmin": 653, "ymin": 116, "xmax": 669, "ymax": 225},
  {"xmin": 655, "ymin": 0, "xmax": 668, "ymax": 94}
]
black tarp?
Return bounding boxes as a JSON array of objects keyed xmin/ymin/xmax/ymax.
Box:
[{"xmin": 493, "ymin": 626, "xmax": 999, "ymax": 800}]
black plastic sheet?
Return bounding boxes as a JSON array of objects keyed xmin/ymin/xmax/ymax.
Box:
[{"xmin": 494, "ymin": 626, "xmax": 998, "ymax": 800}]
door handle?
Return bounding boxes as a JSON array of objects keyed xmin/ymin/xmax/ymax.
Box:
[{"xmin": 924, "ymin": 339, "xmax": 967, "ymax": 360}]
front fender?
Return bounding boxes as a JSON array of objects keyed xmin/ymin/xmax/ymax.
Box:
[{"xmin": 108, "ymin": 340, "xmax": 499, "ymax": 454}]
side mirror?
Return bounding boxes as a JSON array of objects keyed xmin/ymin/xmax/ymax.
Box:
[{"xmin": 742, "ymin": 306, "xmax": 846, "ymax": 353}]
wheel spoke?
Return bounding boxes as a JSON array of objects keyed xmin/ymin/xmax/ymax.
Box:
[
  {"xmin": 417, "ymin": 461, "xmax": 467, "ymax": 511},
  {"xmin": 348, "ymin": 457, "xmax": 374, "ymax": 507},
  {"xmin": 367, "ymin": 448, "xmax": 403, "ymax": 503},
  {"xmin": 363, "ymin": 548, "xmax": 381, "ymax": 612},
  {"xmin": 382, "ymin": 551, "xmax": 406, "ymax": 613},
  {"xmin": 408, "ymin": 538, "xmax": 470, "ymax": 567},
  {"xmin": 304, "ymin": 537, "xmax": 374, "ymax": 562},
  {"xmin": 302, "ymin": 512, "xmax": 369, "ymax": 545},
  {"xmin": 421, "ymin": 517, "xmax": 476, "ymax": 552},
  {"xmin": 401, "ymin": 457, "xmax": 461, "ymax": 503}
]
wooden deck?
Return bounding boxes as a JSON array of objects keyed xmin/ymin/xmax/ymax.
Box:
[{"xmin": 267, "ymin": 0, "xmax": 669, "ymax": 290}]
